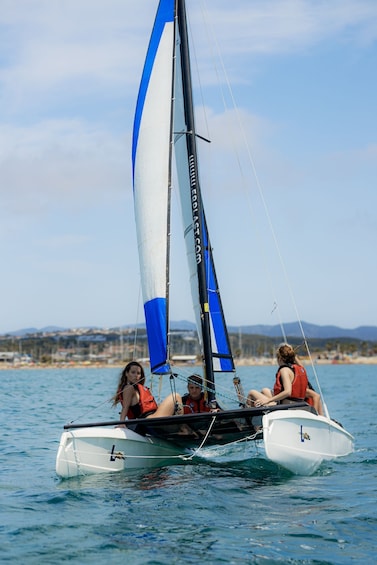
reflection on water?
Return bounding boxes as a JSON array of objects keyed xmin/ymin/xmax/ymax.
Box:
[{"xmin": 56, "ymin": 454, "xmax": 292, "ymax": 494}]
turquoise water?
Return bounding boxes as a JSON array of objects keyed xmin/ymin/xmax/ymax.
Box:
[{"xmin": 1, "ymin": 364, "xmax": 376, "ymax": 564}]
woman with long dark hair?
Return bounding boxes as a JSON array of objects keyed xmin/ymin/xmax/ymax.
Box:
[{"xmin": 113, "ymin": 361, "xmax": 182, "ymax": 422}]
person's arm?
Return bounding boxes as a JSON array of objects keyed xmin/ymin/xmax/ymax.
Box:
[
  {"xmin": 267, "ymin": 368, "xmax": 292, "ymax": 404},
  {"xmin": 119, "ymin": 385, "xmax": 135, "ymax": 420},
  {"xmin": 252, "ymin": 369, "xmax": 293, "ymax": 407}
]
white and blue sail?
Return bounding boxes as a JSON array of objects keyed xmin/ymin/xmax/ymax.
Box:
[
  {"xmin": 56, "ymin": 0, "xmax": 354, "ymax": 481},
  {"xmin": 173, "ymin": 22, "xmax": 233, "ymax": 375},
  {"xmin": 132, "ymin": 0, "xmax": 234, "ymax": 381},
  {"xmin": 132, "ymin": 0, "xmax": 175, "ymax": 373}
]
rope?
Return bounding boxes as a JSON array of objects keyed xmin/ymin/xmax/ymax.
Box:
[
  {"xmin": 171, "ymin": 368, "xmax": 241, "ymax": 407},
  {"xmin": 194, "ymin": 0, "xmax": 331, "ymax": 419},
  {"xmin": 180, "ymin": 414, "xmax": 218, "ymax": 460},
  {"xmin": 65, "ymin": 368, "xmax": 243, "ymax": 425},
  {"xmin": 131, "ymin": 285, "xmax": 143, "ymax": 360},
  {"xmin": 181, "ymin": 427, "xmax": 263, "ymax": 461},
  {"xmin": 66, "ymin": 396, "xmax": 114, "ymax": 424},
  {"xmin": 73, "ymin": 425, "xmax": 263, "ymax": 464}
]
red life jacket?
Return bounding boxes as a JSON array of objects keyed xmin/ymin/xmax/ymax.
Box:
[
  {"xmin": 273, "ymin": 363, "xmax": 308, "ymax": 400},
  {"xmin": 182, "ymin": 392, "xmax": 210, "ymax": 414},
  {"xmin": 120, "ymin": 383, "xmax": 158, "ymax": 419}
]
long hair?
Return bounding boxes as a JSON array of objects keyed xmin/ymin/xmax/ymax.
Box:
[
  {"xmin": 112, "ymin": 361, "xmax": 146, "ymax": 406},
  {"xmin": 276, "ymin": 343, "xmax": 296, "ymax": 365}
]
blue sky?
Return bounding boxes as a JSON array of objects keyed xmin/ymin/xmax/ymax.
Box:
[{"xmin": 1, "ymin": 0, "xmax": 376, "ymax": 334}]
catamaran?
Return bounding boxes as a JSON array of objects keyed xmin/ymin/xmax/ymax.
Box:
[{"xmin": 56, "ymin": 0, "xmax": 354, "ymax": 479}]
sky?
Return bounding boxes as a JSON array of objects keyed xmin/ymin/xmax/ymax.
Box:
[{"xmin": 1, "ymin": 0, "xmax": 376, "ymax": 335}]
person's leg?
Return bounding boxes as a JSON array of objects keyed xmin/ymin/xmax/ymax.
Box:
[
  {"xmin": 246, "ymin": 389, "xmax": 273, "ymax": 407},
  {"xmin": 148, "ymin": 393, "xmax": 183, "ymax": 417}
]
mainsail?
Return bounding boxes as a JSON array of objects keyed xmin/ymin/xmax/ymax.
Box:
[{"xmin": 173, "ymin": 1, "xmax": 234, "ymax": 384}]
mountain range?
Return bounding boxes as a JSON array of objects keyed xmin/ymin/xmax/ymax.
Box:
[
  {"xmin": 3, "ymin": 321, "xmax": 377, "ymax": 341},
  {"xmin": 228, "ymin": 321, "xmax": 377, "ymax": 341}
]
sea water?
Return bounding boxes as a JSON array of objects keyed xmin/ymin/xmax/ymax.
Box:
[{"xmin": 1, "ymin": 364, "xmax": 376, "ymax": 564}]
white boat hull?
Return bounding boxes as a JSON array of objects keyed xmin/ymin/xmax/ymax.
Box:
[
  {"xmin": 56, "ymin": 408, "xmax": 354, "ymax": 478},
  {"xmin": 56, "ymin": 427, "xmax": 189, "ymax": 479},
  {"xmin": 262, "ymin": 409, "xmax": 354, "ymax": 475}
]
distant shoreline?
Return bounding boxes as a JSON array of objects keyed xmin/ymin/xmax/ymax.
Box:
[{"xmin": 1, "ymin": 355, "xmax": 377, "ymax": 369}]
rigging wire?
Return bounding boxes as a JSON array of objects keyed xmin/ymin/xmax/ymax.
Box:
[
  {"xmin": 64, "ymin": 364, "xmax": 242, "ymax": 426},
  {"xmin": 169, "ymin": 367, "xmax": 243, "ymax": 407},
  {"xmin": 130, "ymin": 283, "xmax": 143, "ymax": 361},
  {"xmin": 196, "ymin": 0, "xmax": 326, "ymax": 413},
  {"xmin": 194, "ymin": 1, "xmax": 288, "ymax": 340}
]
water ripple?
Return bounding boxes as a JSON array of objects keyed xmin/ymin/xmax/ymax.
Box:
[{"xmin": 1, "ymin": 366, "xmax": 376, "ymax": 564}]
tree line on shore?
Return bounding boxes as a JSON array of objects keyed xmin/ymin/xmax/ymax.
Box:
[{"xmin": 1, "ymin": 328, "xmax": 376, "ymax": 365}]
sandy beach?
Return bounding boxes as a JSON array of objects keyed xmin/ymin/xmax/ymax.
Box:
[{"xmin": 1, "ymin": 355, "xmax": 377, "ymax": 369}]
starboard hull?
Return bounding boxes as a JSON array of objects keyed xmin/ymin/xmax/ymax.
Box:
[{"xmin": 263, "ymin": 410, "xmax": 354, "ymax": 475}]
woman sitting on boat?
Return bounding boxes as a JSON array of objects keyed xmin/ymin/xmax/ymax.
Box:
[
  {"xmin": 246, "ymin": 343, "xmax": 308, "ymax": 408},
  {"xmin": 113, "ymin": 361, "xmax": 183, "ymax": 422}
]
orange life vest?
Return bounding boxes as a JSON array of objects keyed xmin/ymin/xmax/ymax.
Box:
[
  {"xmin": 273, "ymin": 363, "xmax": 308, "ymax": 400},
  {"xmin": 120, "ymin": 383, "xmax": 158, "ymax": 419},
  {"xmin": 182, "ymin": 392, "xmax": 210, "ymax": 414}
]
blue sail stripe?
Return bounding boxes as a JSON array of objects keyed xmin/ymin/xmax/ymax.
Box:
[
  {"xmin": 144, "ymin": 297, "xmax": 171, "ymax": 374},
  {"xmin": 132, "ymin": 0, "xmax": 174, "ymax": 181},
  {"xmin": 202, "ymin": 212, "xmax": 234, "ymax": 371},
  {"xmin": 132, "ymin": 0, "xmax": 174, "ymax": 374},
  {"xmin": 207, "ymin": 256, "xmax": 234, "ymax": 371}
]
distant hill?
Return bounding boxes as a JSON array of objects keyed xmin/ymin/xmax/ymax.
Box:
[
  {"xmin": 168, "ymin": 320, "xmax": 377, "ymax": 341},
  {"xmin": 2, "ymin": 321, "xmax": 377, "ymax": 341},
  {"xmin": 228, "ymin": 321, "xmax": 377, "ymax": 341},
  {"xmin": 4, "ymin": 325, "xmax": 87, "ymax": 337},
  {"xmin": 167, "ymin": 320, "xmax": 377, "ymax": 341}
]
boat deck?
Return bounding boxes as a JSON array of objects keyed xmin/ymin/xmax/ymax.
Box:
[{"xmin": 124, "ymin": 403, "xmax": 310, "ymax": 448}]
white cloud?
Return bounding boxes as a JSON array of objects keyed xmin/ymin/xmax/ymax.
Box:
[
  {"xmin": 1, "ymin": 1, "xmax": 376, "ymax": 111},
  {"xmin": 0, "ymin": 120, "xmax": 130, "ymax": 218},
  {"xmin": 206, "ymin": 0, "xmax": 377, "ymax": 54},
  {"xmin": 0, "ymin": 0, "xmax": 376, "ymax": 331}
]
